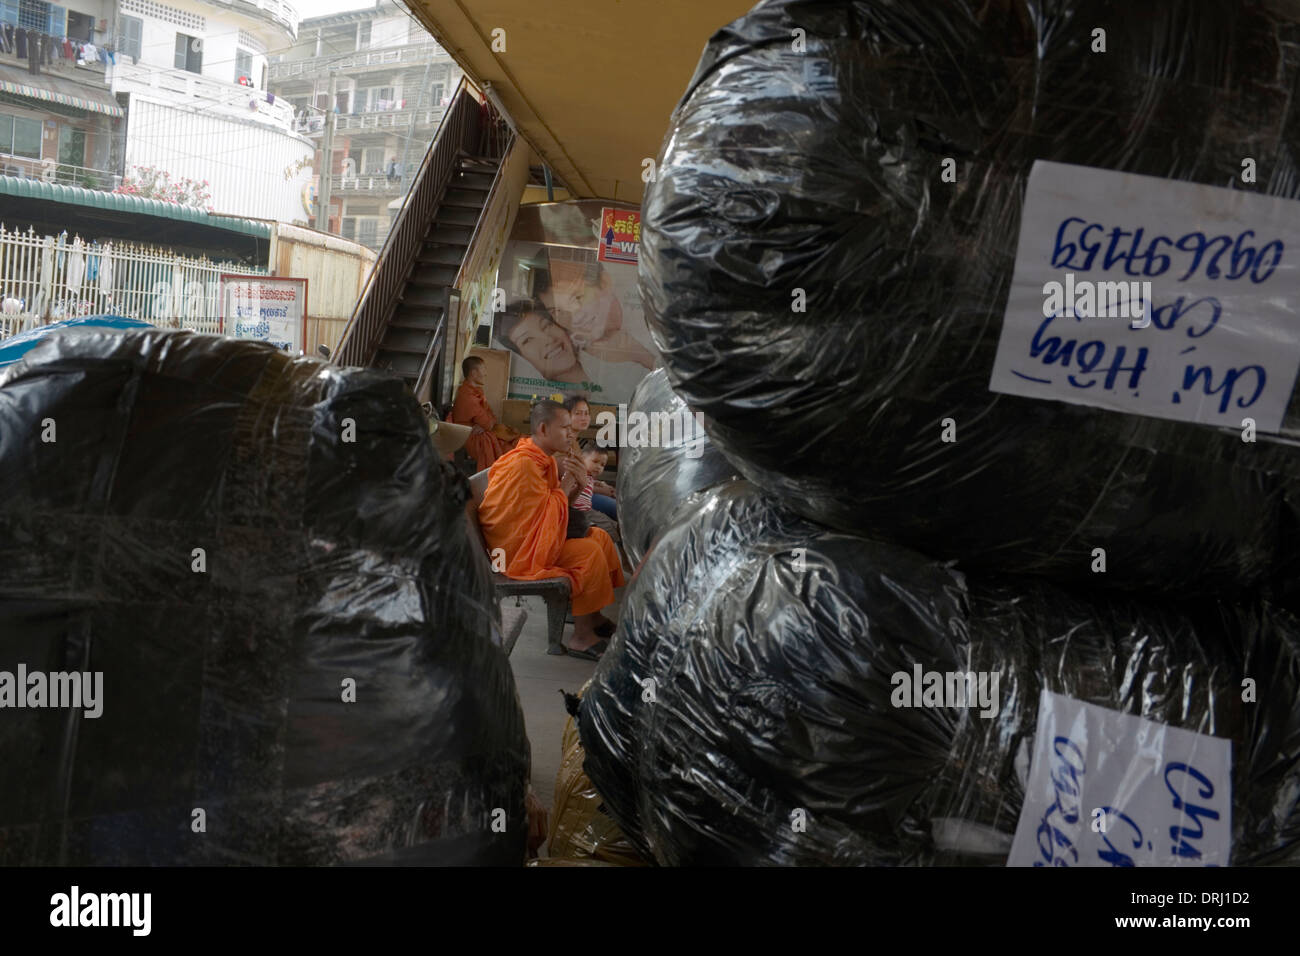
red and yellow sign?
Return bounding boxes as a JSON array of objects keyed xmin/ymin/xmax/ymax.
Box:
[{"xmin": 597, "ymin": 208, "xmax": 640, "ymax": 265}]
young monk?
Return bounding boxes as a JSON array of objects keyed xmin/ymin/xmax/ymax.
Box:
[
  {"xmin": 450, "ymin": 355, "xmax": 519, "ymax": 470},
  {"xmin": 477, "ymin": 400, "xmax": 625, "ymax": 659}
]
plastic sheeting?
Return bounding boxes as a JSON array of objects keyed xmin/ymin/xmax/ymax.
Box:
[
  {"xmin": 0, "ymin": 316, "xmax": 154, "ymax": 368},
  {"xmin": 640, "ymin": 0, "xmax": 1300, "ymax": 597},
  {"xmin": 579, "ymin": 481, "xmax": 1300, "ymax": 866},
  {"xmin": 0, "ymin": 329, "xmax": 530, "ymax": 865},
  {"xmin": 618, "ymin": 368, "xmax": 738, "ymax": 568},
  {"xmin": 548, "ymin": 715, "xmax": 647, "ymax": 866}
]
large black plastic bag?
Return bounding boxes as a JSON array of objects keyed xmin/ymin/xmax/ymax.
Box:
[
  {"xmin": 640, "ymin": 0, "xmax": 1300, "ymax": 596},
  {"xmin": 0, "ymin": 329, "xmax": 529, "ymax": 865},
  {"xmin": 618, "ymin": 368, "xmax": 738, "ymax": 568},
  {"xmin": 579, "ymin": 480, "xmax": 1300, "ymax": 866}
]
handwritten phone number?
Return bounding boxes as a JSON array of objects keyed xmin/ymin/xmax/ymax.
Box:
[{"xmin": 1052, "ymin": 218, "xmax": 1283, "ymax": 284}]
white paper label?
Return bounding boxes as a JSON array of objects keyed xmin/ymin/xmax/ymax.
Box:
[
  {"xmin": 989, "ymin": 161, "xmax": 1300, "ymax": 432},
  {"xmin": 1007, "ymin": 690, "xmax": 1232, "ymax": 867}
]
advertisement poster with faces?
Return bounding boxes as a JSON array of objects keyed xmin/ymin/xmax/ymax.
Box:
[{"xmin": 495, "ymin": 200, "xmax": 658, "ymax": 404}]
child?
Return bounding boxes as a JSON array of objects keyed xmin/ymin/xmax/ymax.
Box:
[
  {"xmin": 573, "ymin": 440, "xmax": 623, "ymax": 552},
  {"xmin": 565, "ymin": 442, "xmax": 606, "ymax": 539}
]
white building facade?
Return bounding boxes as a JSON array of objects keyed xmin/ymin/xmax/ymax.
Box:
[{"xmin": 108, "ymin": 0, "xmax": 314, "ymax": 223}]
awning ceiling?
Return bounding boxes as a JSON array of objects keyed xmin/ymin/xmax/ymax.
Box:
[
  {"xmin": 402, "ymin": 0, "xmax": 753, "ymax": 203},
  {"xmin": 0, "ymin": 64, "xmax": 123, "ymax": 118}
]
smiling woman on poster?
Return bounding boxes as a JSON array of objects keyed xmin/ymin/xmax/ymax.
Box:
[
  {"xmin": 534, "ymin": 252, "xmax": 656, "ymax": 372},
  {"xmin": 495, "ymin": 299, "xmax": 651, "ymax": 403}
]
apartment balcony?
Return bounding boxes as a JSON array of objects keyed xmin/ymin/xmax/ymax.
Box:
[
  {"xmin": 295, "ymin": 107, "xmax": 447, "ymax": 138},
  {"xmin": 327, "ymin": 173, "xmax": 407, "ymax": 196},
  {"xmin": 203, "ymin": 0, "xmax": 300, "ymax": 40},
  {"xmin": 0, "ymin": 156, "xmax": 121, "ymax": 192},
  {"xmin": 109, "ymin": 61, "xmax": 296, "ymax": 132},
  {"xmin": 269, "ymin": 41, "xmax": 447, "ymax": 82},
  {"xmin": 0, "ymin": 45, "xmax": 106, "ymax": 80}
]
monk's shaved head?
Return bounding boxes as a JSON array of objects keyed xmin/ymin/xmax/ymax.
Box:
[
  {"xmin": 530, "ymin": 400, "xmax": 565, "ymax": 432},
  {"xmin": 530, "ymin": 400, "xmax": 572, "ymax": 455}
]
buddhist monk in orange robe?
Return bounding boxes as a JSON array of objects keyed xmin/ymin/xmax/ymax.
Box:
[
  {"xmin": 451, "ymin": 355, "xmax": 518, "ymax": 471},
  {"xmin": 477, "ymin": 400, "xmax": 625, "ymax": 658}
]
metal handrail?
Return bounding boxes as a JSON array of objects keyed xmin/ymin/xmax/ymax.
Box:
[
  {"xmin": 451, "ymin": 133, "xmax": 516, "ymax": 293},
  {"xmin": 333, "ymin": 77, "xmax": 479, "ymax": 367},
  {"xmin": 411, "ymin": 129, "xmax": 515, "ymax": 403},
  {"xmin": 411, "ymin": 301, "xmax": 448, "ymax": 403},
  {"xmin": 328, "ymin": 175, "xmax": 406, "ymax": 193},
  {"xmin": 0, "ymin": 156, "xmax": 120, "ymax": 191},
  {"xmin": 268, "ymin": 41, "xmax": 447, "ymax": 80}
]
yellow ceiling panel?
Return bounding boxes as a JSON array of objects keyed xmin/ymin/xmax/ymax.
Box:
[{"xmin": 403, "ymin": 0, "xmax": 755, "ymax": 202}]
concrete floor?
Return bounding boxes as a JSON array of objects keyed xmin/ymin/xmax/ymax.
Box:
[{"xmin": 505, "ymin": 588, "xmax": 623, "ymax": 813}]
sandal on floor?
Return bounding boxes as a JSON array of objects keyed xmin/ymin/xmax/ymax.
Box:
[{"xmin": 565, "ymin": 639, "xmax": 609, "ymax": 662}]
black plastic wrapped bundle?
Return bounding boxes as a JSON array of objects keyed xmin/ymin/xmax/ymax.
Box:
[
  {"xmin": 641, "ymin": 0, "xmax": 1300, "ymax": 596},
  {"xmin": 618, "ymin": 368, "xmax": 739, "ymax": 568},
  {"xmin": 579, "ymin": 481, "xmax": 1300, "ymax": 866},
  {"xmin": 0, "ymin": 330, "xmax": 529, "ymax": 865}
]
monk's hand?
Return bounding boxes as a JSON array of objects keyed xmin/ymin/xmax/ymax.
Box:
[
  {"xmin": 559, "ymin": 452, "xmax": 586, "ymax": 477},
  {"xmin": 559, "ymin": 467, "xmax": 581, "ymax": 499}
]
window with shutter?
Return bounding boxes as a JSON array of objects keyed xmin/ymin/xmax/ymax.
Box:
[
  {"xmin": 174, "ymin": 33, "xmax": 202, "ymax": 74},
  {"xmin": 117, "ymin": 15, "xmax": 143, "ymax": 61}
]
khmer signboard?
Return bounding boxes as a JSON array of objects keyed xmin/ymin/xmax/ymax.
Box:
[
  {"xmin": 596, "ymin": 207, "xmax": 640, "ymax": 265},
  {"xmin": 219, "ymin": 275, "xmax": 308, "ymax": 354}
]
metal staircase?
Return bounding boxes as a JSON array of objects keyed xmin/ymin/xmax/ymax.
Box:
[{"xmin": 334, "ymin": 79, "xmax": 511, "ymax": 404}]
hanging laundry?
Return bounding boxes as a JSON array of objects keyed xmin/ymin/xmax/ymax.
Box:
[
  {"xmin": 98, "ymin": 245, "xmax": 114, "ymax": 300},
  {"xmin": 15, "ymin": 28, "xmax": 27, "ymax": 60},
  {"xmin": 86, "ymin": 246, "xmax": 100, "ymax": 282},
  {"xmin": 66, "ymin": 238, "xmax": 85, "ymax": 297},
  {"xmin": 57, "ymin": 231, "xmax": 67, "ymax": 271},
  {"xmin": 39, "ymin": 237, "xmax": 54, "ymax": 316}
]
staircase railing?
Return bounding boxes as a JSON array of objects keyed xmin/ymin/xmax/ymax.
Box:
[
  {"xmin": 412, "ymin": 130, "xmax": 518, "ymax": 404},
  {"xmin": 334, "ymin": 77, "xmax": 481, "ymax": 368}
]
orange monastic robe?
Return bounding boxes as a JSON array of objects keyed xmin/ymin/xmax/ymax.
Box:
[
  {"xmin": 450, "ymin": 380, "xmax": 514, "ymax": 470},
  {"xmin": 478, "ymin": 437, "xmax": 625, "ymax": 616}
]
